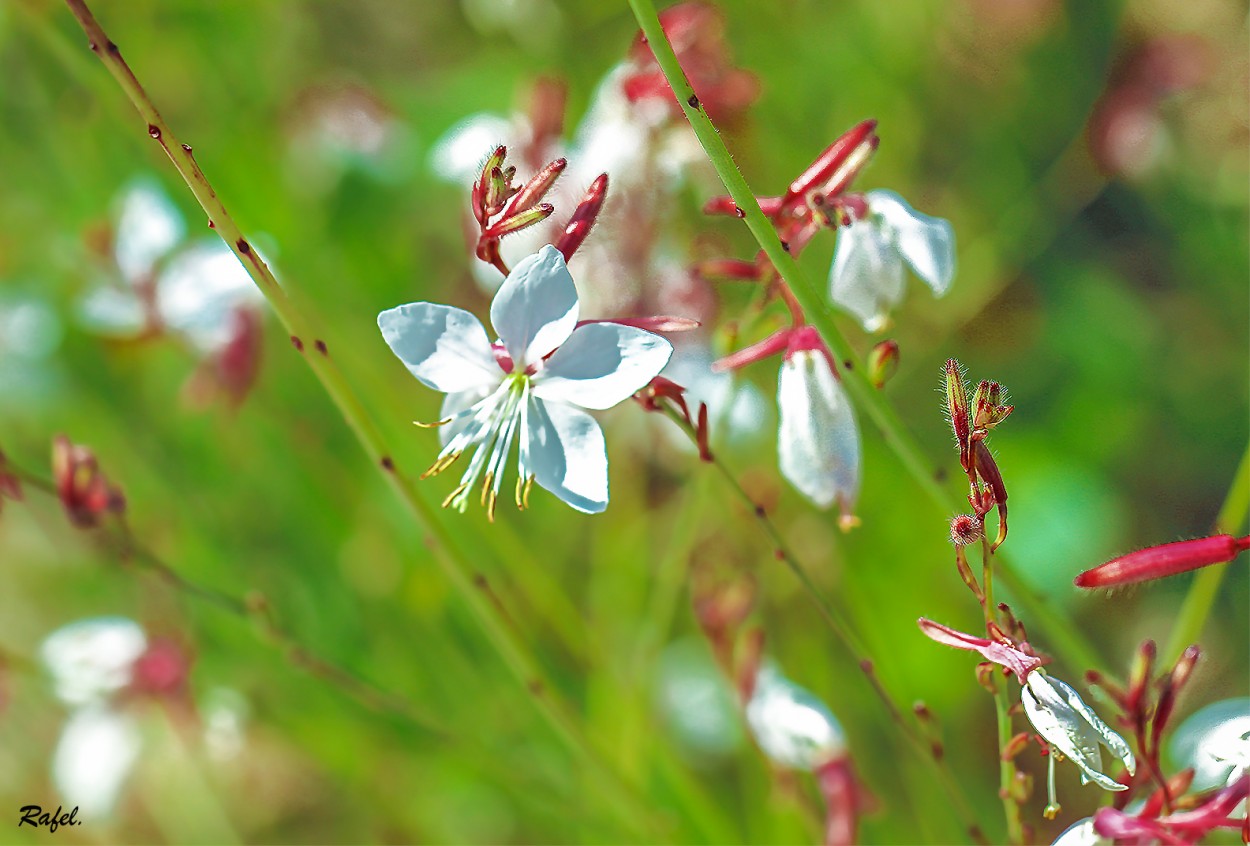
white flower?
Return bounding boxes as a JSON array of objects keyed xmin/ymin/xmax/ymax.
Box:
[
  {"xmin": 51, "ymin": 704, "xmax": 142, "ymax": 819},
  {"xmin": 745, "ymin": 664, "xmax": 846, "ymax": 771},
  {"xmin": 41, "ymin": 617, "xmax": 147, "ymax": 707},
  {"xmin": 1169, "ymin": 698, "xmax": 1250, "ymax": 791},
  {"xmin": 830, "ymin": 189, "xmax": 955, "ymax": 332},
  {"xmin": 378, "ymin": 244, "xmax": 672, "ymax": 515},
  {"xmin": 1022, "ymin": 671, "xmax": 1136, "ymax": 791},
  {"xmin": 777, "ymin": 338, "xmax": 861, "ymax": 516},
  {"xmin": 41, "ymin": 617, "xmax": 148, "ymax": 819}
]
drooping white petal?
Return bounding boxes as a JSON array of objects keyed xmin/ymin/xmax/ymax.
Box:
[
  {"xmin": 777, "ymin": 351, "xmax": 860, "ymax": 511},
  {"xmin": 866, "ymin": 189, "xmax": 956, "ymax": 296},
  {"xmin": 156, "ymin": 240, "xmax": 263, "ymax": 352},
  {"xmin": 1022, "ymin": 673, "xmax": 1132, "ymax": 792},
  {"xmin": 829, "ymin": 217, "xmax": 906, "ymax": 332},
  {"xmin": 41, "ymin": 617, "xmax": 147, "ymax": 707},
  {"xmin": 745, "ymin": 664, "xmax": 845, "ymax": 771},
  {"xmin": 438, "ymin": 386, "xmax": 494, "ymax": 447},
  {"xmin": 52, "ymin": 705, "xmax": 142, "ymax": 818},
  {"xmin": 114, "ymin": 180, "xmax": 185, "ymax": 283},
  {"xmin": 532, "ymin": 322, "xmax": 673, "ymax": 410},
  {"xmin": 378, "ymin": 303, "xmax": 501, "ymax": 394},
  {"xmin": 524, "ymin": 396, "xmax": 608, "ymax": 513},
  {"xmin": 490, "ymin": 245, "xmax": 579, "ymax": 367}
]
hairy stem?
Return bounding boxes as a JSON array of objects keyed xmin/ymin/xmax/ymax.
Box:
[{"xmin": 625, "ymin": 0, "xmax": 1104, "ymax": 675}]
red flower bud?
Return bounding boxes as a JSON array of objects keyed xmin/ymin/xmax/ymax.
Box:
[
  {"xmin": 555, "ymin": 174, "xmax": 608, "ymax": 262},
  {"xmin": 51, "ymin": 435, "xmax": 126, "ymax": 528},
  {"xmin": 867, "ymin": 340, "xmax": 899, "ymax": 389},
  {"xmin": 1074, "ymin": 534, "xmax": 1250, "ymax": 588},
  {"xmin": 782, "ymin": 120, "xmax": 878, "ymax": 215}
]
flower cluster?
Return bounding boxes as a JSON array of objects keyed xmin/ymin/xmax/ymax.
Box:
[
  {"xmin": 701, "ymin": 122, "xmax": 955, "ymax": 514},
  {"xmin": 944, "ymin": 359, "xmax": 1013, "ymax": 551}
]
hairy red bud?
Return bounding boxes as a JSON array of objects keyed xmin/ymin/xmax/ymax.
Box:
[
  {"xmin": 1075, "ymin": 534, "xmax": 1250, "ymax": 588},
  {"xmin": 555, "ymin": 174, "xmax": 608, "ymax": 261}
]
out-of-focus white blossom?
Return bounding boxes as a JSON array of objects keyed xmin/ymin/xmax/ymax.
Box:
[
  {"xmin": 746, "ymin": 664, "xmax": 845, "ymax": 771},
  {"xmin": 41, "ymin": 617, "xmax": 147, "ymax": 707},
  {"xmin": 1170, "ymin": 698, "xmax": 1250, "ymax": 791}
]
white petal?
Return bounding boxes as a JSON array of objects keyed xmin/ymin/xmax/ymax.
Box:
[
  {"xmin": 1022, "ymin": 674, "xmax": 1129, "ymax": 792},
  {"xmin": 490, "ymin": 245, "xmax": 579, "ymax": 367},
  {"xmin": 524, "ymin": 397, "xmax": 608, "ymax": 513},
  {"xmin": 1170, "ymin": 698, "xmax": 1250, "ymax": 791},
  {"xmin": 532, "ymin": 323, "xmax": 673, "ymax": 410},
  {"xmin": 378, "ymin": 303, "xmax": 501, "ymax": 394},
  {"xmin": 866, "ymin": 189, "xmax": 956, "ymax": 296},
  {"xmin": 41, "ymin": 617, "xmax": 147, "ymax": 707},
  {"xmin": 114, "ymin": 180, "xmax": 184, "ymax": 283},
  {"xmin": 53, "ymin": 705, "xmax": 142, "ymax": 818},
  {"xmin": 829, "ymin": 217, "xmax": 905, "ymax": 332},
  {"xmin": 777, "ymin": 351, "xmax": 860, "ymax": 510},
  {"xmin": 745, "ymin": 664, "xmax": 845, "ymax": 771}
]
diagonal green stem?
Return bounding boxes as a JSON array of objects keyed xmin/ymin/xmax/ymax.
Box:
[
  {"xmin": 59, "ymin": 0, "xmax": 657, "ymax": 833},
  {"xmin": 626, "ymin": 0, "xmax": 1103, "ymax": 675},
  {"xmin": 1162, "ymin": 441, "xmax": 1250, "ymax": 664}
]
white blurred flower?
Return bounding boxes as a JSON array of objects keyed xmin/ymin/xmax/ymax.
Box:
[
  {"xmin": 1022, "ymin": 671, "xmax": 1136, "ymax": 792},
  {"xmin": 777, "ymin": 336, "xmax": 860, "ymax": 517},
  {"xmin": 41, "ymin": 617, "xmax": 147, "ymax": 707},
  {"xmin": 746, "ymin": 664, "xmax": 845, "ymax": 771},
  {"xmin": 51, "ymin": 704, "xmax": 142, "ymax": 819},
  {"xmin": 78, "ymin": 179, "xmax": 263, "ymax": 354},
  {"xmin": 1169, "ymin": 698, "xmax": 1250, "ymax": 791},
  {"xmin": 41, "ymin": 618, "xmax": 148, "ymax": 819},
  {"xmin": 378, "ymin": 245, "xmax": 672, "ymax": 514},
  {"xmin": 830, "ymin": 189, "xmax": 954, "ymax": 332}
]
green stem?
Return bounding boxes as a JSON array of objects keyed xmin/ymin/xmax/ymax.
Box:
[
  {"xmin": 59, "ymin": 1, "xmax": 656, "ymax": 834},
  {"xmin": 994, "ymin": 685, "xmax": 1024, "ymax": 845},
  {"xmin": 625, "ymin": 0, "xmax": 1104, "ymax": 675},
  {"xmin": 1162, "ymin": 442, "xmax": 1250, "ymax": 664}
]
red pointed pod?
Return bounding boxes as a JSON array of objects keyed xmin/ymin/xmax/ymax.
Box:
[
  {"xmin": 555, "ymin": 174, "xmax": 608, "ymax": 261},
  {"xmin": 1074, "ymin": 534, "xmax": 1250, "ymax": 588},
  {"xmin": 782, "ymin": 120, "xmax": 878, "ymax": 212}
]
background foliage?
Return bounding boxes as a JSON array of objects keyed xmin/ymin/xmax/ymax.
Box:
[{"xmin": 0, "ymin": 0, "xmax": 1246, "ymax": 842}]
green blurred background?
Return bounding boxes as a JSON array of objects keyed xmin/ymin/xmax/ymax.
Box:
[{"xmin": 0, "ymin": 0, "xmax": 1246, "ymax": 843}]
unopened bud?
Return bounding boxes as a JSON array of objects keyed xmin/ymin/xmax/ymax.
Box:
[
  {"xmin": 972, "ymin": 380, "xmax": 1013, "ymax": 433},
  {"xmin": 1127, "ymin": 639, "xmax": 1157, "ymax": 713},
  {"xmin": 1002, "ymin": 731, "xmax": 1031, "ymax": 761},
  {"xmin": 867, "ymin": 340, "xmax": 899, "ymax": 389},
  {"xmin": 472, "ymin": 145, "xmax": 507, "ymax": 224},
  {"xmin": 694, "ymin": 258, "xmax": 761, "ymax": 282},
  {"xmin": 482, "ymin": 202, "xmax": 554, "ymax": 239},
  {"xmin": 1074, "ymin": 534, "xmax": 1250, "ymax": 588},
  {"xmin": 51, "ymin": 435, "xmax": 125, "ymax": 528},
  {"xmin": 944, "ymin": 359, "xmax": 971, "ymax": 465},
  {"xmin": 972, "ymin": 440, "xmax": 1008, "ymax": 551},
  {"xmin": 555, "ymin": 174, "xmax": 608, "ymax": 261},
  {"xmin": 1153, "ymin": 645, "xmax": 1201, "ymax": 748},
  {"xmin": 975, "ymin": 661, "xmax": 997, "ymax": 693},
  {"xmin": 500, "ymin": 157, "xmax": 567, "ymax": 217},
  {"xmin": 782, "ymin": 120, "xmax": 878, "ymax": 214}
]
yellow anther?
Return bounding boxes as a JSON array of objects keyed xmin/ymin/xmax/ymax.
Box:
[
  {"xmin": 421, "ymin": 452, "xmax": 460, "ymax": 480},
  {"xmin": 441, "ymin": 482, "xmax": 469, "ymax": 509}
]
